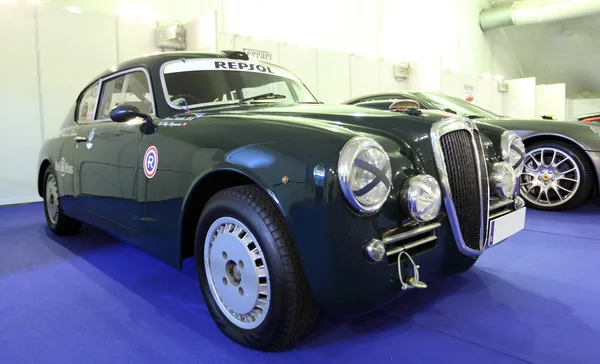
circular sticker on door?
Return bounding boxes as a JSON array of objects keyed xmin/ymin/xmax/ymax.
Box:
[{"xmin": 143, "ymin": 146, "xmax": 158, "ymax": 178}]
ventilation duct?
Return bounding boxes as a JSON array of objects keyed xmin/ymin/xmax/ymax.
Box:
[{"xmin": 480, "ymin": 0, "xmax": 600, "ymax": 31}]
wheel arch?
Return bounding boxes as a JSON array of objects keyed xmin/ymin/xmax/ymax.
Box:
[
  {"xmin": 178, "ymin": 167, "xmax": 292, "ymax": 262},
  {"xmin": 37, "ymin": 159, "xmax": 51, "ymax": 197},
  {"xmin": 522, "ymin": 133, "xmax": 598, "ymax": 197}
]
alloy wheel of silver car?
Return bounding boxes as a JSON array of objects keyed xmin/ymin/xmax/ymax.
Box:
[
  {"xmin": 204, "ymin": 216, "xmax": 271, "ymax": 330},
  {"xmin": 45, "ymin": 173, "xmax": 60, "ymax": 225},
  {"xmin": 520, "ymin": 147, "xmax": 581, "ymax": 207}
]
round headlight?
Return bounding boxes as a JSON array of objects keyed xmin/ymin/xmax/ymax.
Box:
[
  {"xmin": 490, "ymin": 162, "xmax": 517, "ymax": 198},
  {"xmin": 338, "ymin": 137, "xmax": 392, "ymax": 213},
  {"xmin": 501, "ymin": 131, "xmax": 525, "ymax": 176},
  {"xmin": 401, "ymin": 174, "xmax": 442, "ymax": 222}
]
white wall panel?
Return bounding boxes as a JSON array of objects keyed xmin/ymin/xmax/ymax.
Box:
[
  {"xmin": 490, "ymin": 82, "xmax": 505, "ymax": 116},
  {"xmin": 476, "ymin": 78, "xmax": 493, "ymax": 111},
  {"xmin": 117, "ymin": 19, "xmax": 161, "ymax": 62},
  {"xmin": 185, "ymin": 11, "xmax": 217, "ymax": 53},
  {"xmin": 503, "ymin": 77, "xmax": 537, "ymax": 119},
  {"xmin": 278, "ymin": 44, "xmax": 319, "ymax": 98},
  {"xmin": 232, "ymin": 37, "xmax": 279, "ymax": 63},
  {"xmin": 535, "ymin": 84, "xmax": 566, "ymax": 120},
  {"xmin": 37, "ymin": 6, "xmax": 117, "ymax": 138},
  {"xmin": 410, "ymin": 58, "xmax": 442, "ymax": 92},
  {"xmin": 441, "ymin": 71, "xmax": 462, "ymax": 98},
  {"xmin": 0, "ymin": 4, "xmax": 42, "ymax": 205},
  {"xmin": 350, "ymin": 56, "xmax": 379, "ymax": 98},
  {"xmin": 567, "ymin": 98, "xmax": 600, "ymax": 119},
  {"xmin": 317, "ymin": 50, "xmax": 351, "ymax": 104},
  {"xmin": 378, "ymin": 60, "xmax": 408, "ymax": 93}
]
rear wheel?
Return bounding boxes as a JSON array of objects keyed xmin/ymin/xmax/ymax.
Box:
[
  {"xmin": 519, "ymin": 141, "xmax": 594, "ymax": 211},
  {"xmin": 43, "ymin": 167, "xmax": 81, "ymax": 235},
  {"xmin": 194, "ymin": 185, "xmax": 318, "ymax": 351}
]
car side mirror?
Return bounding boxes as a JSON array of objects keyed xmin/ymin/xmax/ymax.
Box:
[{"xmin": 110, "ymin": 104, "xmax": 153, "ymax": 124}]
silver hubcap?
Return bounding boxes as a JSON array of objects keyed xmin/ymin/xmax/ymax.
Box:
[
  {"xmin": 204, "ymin": 217, "xmax": 270, "ymax": 329},
  {"xmin": 520, "ymin": 147, "xmax": 580, "ymax": 207},
  {"xmin": 45, "ymin": 174, "xmax": 59, "ymax": 224}
]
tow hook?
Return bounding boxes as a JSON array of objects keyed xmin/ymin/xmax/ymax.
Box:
[{"xmin": 398, "ymin": 251, "xmax": 427, "ymax": 290}]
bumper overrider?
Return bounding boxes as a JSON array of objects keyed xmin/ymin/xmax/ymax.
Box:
[{"xmin": 339, "ymin": 116, "xmax": 526, "ymax": 296}]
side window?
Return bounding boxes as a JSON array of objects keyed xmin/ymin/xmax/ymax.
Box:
[
  {"xmin": 97, "ymin": 71, "xmax": 153, "ymax": 120},
  {"xmin": 77, "ymin": 82, "xmax": 99, "ymax": 121}
]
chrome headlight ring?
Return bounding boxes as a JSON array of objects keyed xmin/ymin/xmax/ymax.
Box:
[
  {"xmin": 501, "ymin": 131, "xmax": 525, "ymax": 176},
  {"xmin": 490, "ymin": 161, "xmax": 517, "ymax": 198},
  {"xmin": 401, "ymin": 174, "xmax": 442, "ymax": 222},
  {"xmin": 338, "ymin": 136, "xmax": 392, "ymax": 213}
]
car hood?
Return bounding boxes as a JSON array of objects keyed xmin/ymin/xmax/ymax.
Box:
[
  {"xmin": 172, "ymin": 103, "xmax": 506, "ymax": 168},
  {"xmin": 195, "ymin": 103, "xmax": 504, "ymax": 142}
]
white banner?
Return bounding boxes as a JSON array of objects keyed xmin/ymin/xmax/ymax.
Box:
[{"xmin": 163, "ymin": 58, "xmax": 300, "ymax": 82}]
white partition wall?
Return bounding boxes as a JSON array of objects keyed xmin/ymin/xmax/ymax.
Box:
[
  {"xmin": 567, "ymin": 98, "xmax": 600, "ymax": 119},
  {"xmin": 350, "ymin": 56, "xmax": 380, "ymax": 98},
  {"xmin": 117, "ymin": 20, "xmax": 161, "ymax": 62},
  {"xmin": 185, "ymin": 11, "xmax": 218, "ymax": 53},
  {"xmin": 278, "ymin": 44, "xmax": 319, "ymax": 98},
  {"xmin": 0, "ymin": 3, "xmax": 181, "ymax": 206},
  {"xmin": 0, "ymin": 4, "xmax": 43, "ymax": 205},
  {"xmin": 409, "ymin": 58, "xmax": 442, "ymax": 92},
  {"xmin": 535, "ymin": 84, "xmax": 566, "ymax": 120},
  {"xmin": 37, "ymin": 6, "xmax": 118, "ymax": 139},
  {"xmin": 503, "ymin": 77, "xmax": 537, "ymax": 119},
  {"xmin": 316, "ymin": 50, "xmax": 351, "ymax": 104}
]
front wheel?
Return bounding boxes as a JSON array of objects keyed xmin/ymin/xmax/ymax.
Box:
[
  {"xmin": 194, "ymin": 185, "xmax": 318, "ymax": 351},
  {"xmin": 519, "ymin": 142, "xmax": 594, "ymax": 211}
]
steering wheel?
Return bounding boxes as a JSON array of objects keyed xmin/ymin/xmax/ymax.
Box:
[{"xmin": 170, "ymin": 94, "xmax": 203, "ymax": 105}]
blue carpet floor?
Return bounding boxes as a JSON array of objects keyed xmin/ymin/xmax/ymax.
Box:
[{"xmin": 1, "ymin": 202, "xmax": 599, "ymax": 364}]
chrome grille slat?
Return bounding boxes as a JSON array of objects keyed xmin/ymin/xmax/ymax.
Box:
[{"xmin": 430, "ymin": 117, "xmax": 490, "ymax": 257}]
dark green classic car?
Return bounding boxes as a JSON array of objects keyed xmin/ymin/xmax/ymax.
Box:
[{"xmin": 37, "ymin": 51, "xmax": 526, "ymax": 351}]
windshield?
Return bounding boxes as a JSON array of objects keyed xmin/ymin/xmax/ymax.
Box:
[
  {"xmin": 161, "ymin": 58, "xmax": 318, "ymax": 109},
  {"xmin": 415, "ymin": 92, "xmax": 501, "ymax": 119}
]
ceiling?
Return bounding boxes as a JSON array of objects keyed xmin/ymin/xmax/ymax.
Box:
[{"xmin": 485, "ymin": 0, "xmax": 600, "ymax": 99}]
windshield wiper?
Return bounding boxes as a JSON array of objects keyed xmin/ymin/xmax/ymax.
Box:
[
  {"xmin": 465, "ymin": 115, "xmax": 484, "ymax": 119},
  {"xmin": 441, "ymin": 108, "xmax": 457, "ymax": 114},
  {"xmin": 239, "ymin": 93, "xmax": 286, "ymax": 104}
]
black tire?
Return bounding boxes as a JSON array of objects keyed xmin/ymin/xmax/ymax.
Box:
[
  {"xmin": 194, "ymin": 185, "xmax": 318, "ymax": 351},
  {"xmin": 521, "ymin": 141, "xmax": 594, "ymax": 211},
  {"xmin": 42, "ymin": 167, "xmax": 81, "ymax": 235}
]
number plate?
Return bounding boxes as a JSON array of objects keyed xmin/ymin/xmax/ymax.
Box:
[{"xmin": 488, "ymin": 207, "xmax": 526, "ymax": 247}]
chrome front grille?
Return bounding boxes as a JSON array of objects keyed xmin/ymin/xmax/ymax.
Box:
[{"xmin": 430, "ymin": 117, "xmax": 490, "ymax": 256}]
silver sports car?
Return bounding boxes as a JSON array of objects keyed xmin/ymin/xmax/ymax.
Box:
[{"xmin": 343, "ymin": 92, "xmax": 600, "ymax": 211}]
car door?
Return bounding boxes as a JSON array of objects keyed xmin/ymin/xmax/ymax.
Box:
[{"xmin": 73, "ymin": 69, "xmax": 155, "ymax": 232}]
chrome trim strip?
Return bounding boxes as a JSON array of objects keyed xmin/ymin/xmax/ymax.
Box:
[
  {"xmin": 430, "ymin": 116, "xmax": 490, "ymax": 257},
  {"xmin": 490, "ymin": 198, "xmax": 514, "ymax": 211},
  {"xmin": 386, "ymin": 235, "xmax": 437, "ymax": 256},
  {"xmin": 382, "ymin": 222, "xmax": 441, "ymax": 245},
  {"xmin": 489, "ymin": 209, "xmax": 512, "ymax": 220}
]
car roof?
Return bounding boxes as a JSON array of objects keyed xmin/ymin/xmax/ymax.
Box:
[{"xmin": 91, "ymin": 51, "xmax": 290, "ymax": 83}]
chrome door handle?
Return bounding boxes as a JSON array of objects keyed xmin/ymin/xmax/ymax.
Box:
[{"xmin": 74, "ymin": 136, "xmax": 87, "ymax": 143}]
